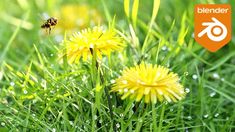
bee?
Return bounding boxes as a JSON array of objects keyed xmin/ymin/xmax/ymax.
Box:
[{"xmin": 41, "ymin": 17, "xmax": 58, "ymax": 34}]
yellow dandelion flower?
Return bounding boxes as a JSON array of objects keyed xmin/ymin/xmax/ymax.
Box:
[
  {"xmin": 64, "ymin": 26, "xmax": 125, "ymax": 63},
  {"xmin": 111, "ymin": 63, "xmax": 186, "ymax": 104}
]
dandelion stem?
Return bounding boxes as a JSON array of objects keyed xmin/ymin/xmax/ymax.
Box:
[
  {"xmin": 152, "ymin": 103, "xmax": 157, "ymax": 131},
  {"xmin": 158, "ymin": 103, "xmax": 166, "ymax": 132},
  {"xmin": 90, "ymin": 48, "xmax": 116, "ymax": 132}
]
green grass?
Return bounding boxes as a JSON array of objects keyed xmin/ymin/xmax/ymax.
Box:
[{"xmin": 0, "ymin": 0, "xmax": 235, "ymax": 131}]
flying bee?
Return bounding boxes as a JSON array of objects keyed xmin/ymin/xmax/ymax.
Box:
[{"xmin": 41, "ymin": 17, "xmax": 58, "ymax": 34}]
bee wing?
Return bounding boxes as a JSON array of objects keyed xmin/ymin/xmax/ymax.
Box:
[{"xmin": 38, "ymin": 13, "xmax": 50, "ymax": 21}]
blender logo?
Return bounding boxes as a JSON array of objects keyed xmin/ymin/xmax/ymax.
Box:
[{"xmin": 194, "ymin": 4, "xmax": 231, "ymax": 52}]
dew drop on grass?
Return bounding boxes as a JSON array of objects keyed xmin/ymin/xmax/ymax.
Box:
[
  {"xmin": 23, "ymin": 90, "xmax": 28, "ymax": 94},
  {"xmin": 110, "ymin": 79, "xmax": 116, "ymax": 84},
  {"xmin": 214, "ymin": 113, "xmax": 219, "ymax": 118},
  {"xmin": 212, "ymin": 73, "xmax": 220, "ymax": 79},
  {"xmin": 50, "ymin": 90, "xmax": 55, "ymax": 94},
  {"xmin": 203, "ymin": 114, "xmax": 209, "ymax": 118},
  {"xmin": 192, "ymin": 74, "xmax": 198, "ymax": 80},
  {"xmin": 1, "ymin": 122, "xmax": 5, "ymax": 126},
  {"xmin": 10, "ymin": 82, "xmax": 15, "ymax": 86},
  {"xmin": 69, "ymin": 121, "xmax": 73, "ymax": 125},
  {"xmin": 185, "ymin": 128, "xmax": 189, "ymax": 132},
  {"xmin": 221, "ymin": 78, "xmax": 225, "ymax": 82},
  {"xmin": 187, "ymin": 116, "xmax": 192, "ymax": 120},
  {"xmin": 52, "ymin": 128, "xmax": 56, "ymax": 132},
  {"xmin": 120, "ymin": 113, "xmax": 124, "ymax": 117},
  {"xmin": 32, "ymin": 114, "xmax": 36, "ymax": 117},
  {"xmin": 161, "ymin": 46, "xmax": 168, "ymax": 51},
  {"xmin": 99, "ymin": 119, "xmax": 102, "ymax": 123},
  {"xmin": 210, "ymin": 92, "xmax": 216, "ymax": 97},
  {"xmin": 185, "ymin": 88, "xmax": 190, "ymax": 93},
  {"xmin": 94, "ymin": 115, "xmax": 98, "ymax": 120}
]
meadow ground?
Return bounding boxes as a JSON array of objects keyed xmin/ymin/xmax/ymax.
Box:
[{"xmin": 0, "ymin": 0, "xmax": 235, "ymax": 131}]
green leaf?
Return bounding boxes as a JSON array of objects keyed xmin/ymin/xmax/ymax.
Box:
[{"xmin": 132, "ymin": 0, "xmax": 139, "ymax": 28}]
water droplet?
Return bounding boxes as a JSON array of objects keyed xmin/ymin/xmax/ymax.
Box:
[
  {"xmin": 116, "ymin": 123, "xmax": 120, "ymax": 128},
  {"xmin": 185, "ymin": 88, "xmax": 190, "ymax": 93},
  {"xmin": 203, "ymin": 114, "xmax": 209, "ymax": 118},
  {"xmin": 32, "ymin": 114, "xmax": 36, "ymax": 117},
  {"xmin": 1, "ymin": 122, "xmax": 5, "ymax": 126},
  {"xmin": 99, "ymin": 119, "xmax": 102, "ymax": 123},
  {"xmin": 110, "ymin": 80, "xmax": 116, "ymax": 84},
  {"xmin": 52, "ymin": 128, "xmax": 56, "ymax": 132},
  {"xmin": 50, "ymin": 90, "xmax": 55, "ymax": 94},
  {"xmin": 214, "ymin": 113, "xmax": 219, "ymax": 118},
  {"xmin": 221, "ymin": 78, "xmax": 225, "ymax": 81},
  {"xmin": 110, "ymin": 95, "xmax": 113, "ymax": 99},
  {"xmin": 50, "ymin": 54, "xmax": 54, "ymax": 57},
  {"xmin": 69, "ymin": 121, "xmax": 73, "ymax": 125},
  {"xmin": 23, "ymin": 90, "xmax": 28, "ymax": 94},
  {"xmin": 120, "ymin": 113, "xmax": 124, "ymax": 117},
  {"xmin": 161, "ymin": 46, "xmax": 168, "ymax": 51},
  {"xmin": 94, "ymin": 115, "xmax": 98, "ymax": 120},
  {"xmin": 187, "ymin": 116, "xmax": 192, "ymax": 120},
  {"xmin": 185, "ymin": 128, "xmax": 189, "ymax": 132},
  {"xmin": 212, "ymin": 73, "xmax": 220, "ymax": 79},
  {"xmin": 10, "ymin": 82, "xmax": 15, "ymax": 86},
  {"xmin": 192, "ymin": 74, "xmax": 198, "ymax": 80},
  {"xmin": 210, "ymin": 92, "xmax": 216, "ymax": 97}
]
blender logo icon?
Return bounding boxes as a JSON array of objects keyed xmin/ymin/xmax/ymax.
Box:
[{"xmin": 194, "ymin": 4, "xmax": 231, "ymax": 52}]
